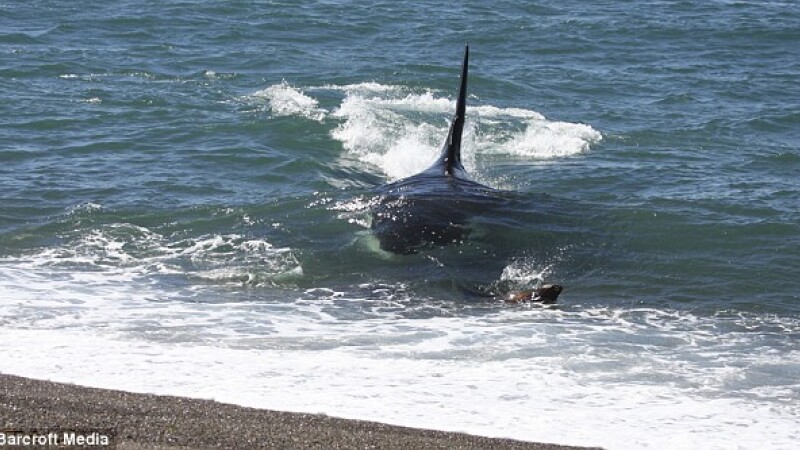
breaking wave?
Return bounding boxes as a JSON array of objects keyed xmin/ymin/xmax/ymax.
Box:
[{"xmin": 1, "ymin": 222, "xmax": 303, "ymax": 287}]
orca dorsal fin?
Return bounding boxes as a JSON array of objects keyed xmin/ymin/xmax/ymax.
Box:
[{"xmin": 436, "ymin": 44, "xmax": 469, "ymax": 176}]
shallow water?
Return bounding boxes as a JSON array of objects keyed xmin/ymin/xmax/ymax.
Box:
[{"xmin": 1, "ymin": 1, "xmax": 799, "ymax": 449}]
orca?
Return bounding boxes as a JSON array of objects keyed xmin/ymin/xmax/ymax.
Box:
[{"xmin": 371, "ymin": 45, "xmax": 505, "ymax": 255}]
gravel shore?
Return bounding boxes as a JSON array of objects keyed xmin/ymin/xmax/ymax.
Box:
[{"xmin": 1, "ymin": 373, "xmax": 599, "ymax": 449}]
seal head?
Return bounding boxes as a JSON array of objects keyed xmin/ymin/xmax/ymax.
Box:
[{"xmin": 505, "ymin": 284, "xmax": 563, "ymax": 304}]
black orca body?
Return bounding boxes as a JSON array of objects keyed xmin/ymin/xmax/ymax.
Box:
[{"xmin": 371, "ymin": 46, "xmax": 504, "ymax": 255}]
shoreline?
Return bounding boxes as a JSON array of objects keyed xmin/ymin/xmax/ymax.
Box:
[{"xmin": 1, "ymin": 373, "xmax": 600, "ymax": 449}]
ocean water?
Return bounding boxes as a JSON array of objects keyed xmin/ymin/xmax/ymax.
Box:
[{"xmin": 1, "ymin": 1, "xmax": 799, "ymax": 448}]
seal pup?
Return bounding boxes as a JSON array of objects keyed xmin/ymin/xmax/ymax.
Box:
[{"xmin": 505, "ymin": 284, "xmax": 563, "ymax": 304}]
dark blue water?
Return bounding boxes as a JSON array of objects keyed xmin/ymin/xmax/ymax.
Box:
[{"xmin": 1, "ymin": 2, "xmax": 798, "ymax": 448}]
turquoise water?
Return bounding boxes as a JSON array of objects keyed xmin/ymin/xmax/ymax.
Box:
[{"xmin": 1, "ymin": 2, "xmax": 799, "ymax": 448}]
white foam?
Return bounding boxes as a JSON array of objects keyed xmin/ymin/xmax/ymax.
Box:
[
  {"xmin": 326, "ymin": 83, "xmax": 601, "ymax": 181},
  {"xmin": 249, "ymin": 81, "xmax": 327, "ymax": 121},
  {"xmin": 322, "ymin": 81, "xmax": 406, "ymax": 95},
  {"xmin": 470, "ymin": 104, "xmax": 546, "ymax": 120},
  {"xmin": 203, "ymin": 70, "xmax": 237, "ymax": 80},
  {"xmin": 0, "ymin": 305, "xmax": 797, "ymax": 450},
  {"xmin": 328, "ymin": 195, "xmax": 381, "ymax": 229},
  {"xmin": 493, "ymin": 120, "xmax": 602, "ymax": 159},
  {"xmin": 2, "ymin": 222, "xmax": 302, "ymax": 288},
  {"xmin": 500, "ymin": 259, "xmax": 552, "ymax": 287},
  {"xmin": 239, "ymin": 81, "xmax": 600, "ymax": 180}
]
